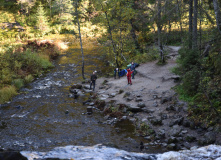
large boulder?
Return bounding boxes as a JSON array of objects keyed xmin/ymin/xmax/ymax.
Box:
[
  {"xmin": 169, "ymin": 125, "xmax": 182, "ymax": 137},
  {"xmin": 198, "ymin": 132, "xmax": 216, "ymax": 145}
]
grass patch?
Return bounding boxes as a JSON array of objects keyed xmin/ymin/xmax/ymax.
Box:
[
  {"xmin": 0, "ymin": 86, "xmax": 17, "ymax": 104},
  {"xmin": 24, "ymin": 74, "xmax": 34, "ymax": 84}
]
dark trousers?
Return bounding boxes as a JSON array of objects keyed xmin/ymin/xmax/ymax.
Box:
[
  {"xmin": 90, "ymin": 80, "xmax": 96, "ymax": 91},
  {"xmin": 132, "ymin": 70, "xmax": 135, "ymax": 79},
  {"xmin": 114, "ymin": 71, "xmax": 120, "ymax": 79}
]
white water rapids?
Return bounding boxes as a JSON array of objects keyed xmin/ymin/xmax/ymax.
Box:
[{"xmin": 21, "ymin": 144, "xmax": 221, "ymax": 160}]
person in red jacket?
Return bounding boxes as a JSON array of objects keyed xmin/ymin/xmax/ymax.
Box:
[{"xmin": 126, "ymin": 68, "xmax": 133, "ymax": 85}]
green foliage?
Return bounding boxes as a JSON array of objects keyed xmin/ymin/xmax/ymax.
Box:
[
  {"xmin": 175, "ymin": 42, "xmax": 221, "ymax": 127},
  {"xmin": 36, "ymin": 4, "xmax": 51, "ymax": 36},
  {"xmin": 182, "ymin": 66, "xmax": 200, "ymax": 96},
  {"xmin": 0, "ymin": 46, "xmax": 54, "ymax": 94},
  {"xmin": 18, "ymin": 49, "xmax": 53, "ymax": 75},
  {"xmin": 177, "ymin": 48, "xmax": 200, "ymax": 72},
  {"xmin": 133, "ymin": 51, "xmax": 158, "ymax": 64},
  {"xmin": 13, "ymin": 79, "xmax": 24, "ymax": 89},
  {"xmin": 0, "ymin": 86, "xmax": 17, "ymax": 104},
  {"xmin": 138, "ymin": 122, "xmax": 155, "ymax": 136}
]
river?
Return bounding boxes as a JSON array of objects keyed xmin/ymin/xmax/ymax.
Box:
[{"xmin": 0, "ymin": 40, "xmax": 164, "ymax": 154}]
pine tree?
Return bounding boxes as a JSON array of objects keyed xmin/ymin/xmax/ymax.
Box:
[
  {"xmin": 36, "ymin": 4, "xmax": 50, "ymax": 36},
  {"xmin": 52, "ymin": 0, "xmax": 74, "ymax": 25}
]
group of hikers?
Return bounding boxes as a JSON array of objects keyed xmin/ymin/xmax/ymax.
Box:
[
  {"xmin": 90, "ymin": 62, "xmax": 138, "ymax": 91},
  {"xmin": 114, "ymin": 62, "xmax": 137, "ymax": 85}
]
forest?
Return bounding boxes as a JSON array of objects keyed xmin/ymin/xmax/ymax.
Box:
[{"xmin": 0, "ymin": 0, "xmax": 221, "ymax": 128}]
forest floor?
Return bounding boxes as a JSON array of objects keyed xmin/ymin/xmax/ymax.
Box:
[{"xmin": 94, "ymin": 46, "xmax": 220, "ymax": 150}]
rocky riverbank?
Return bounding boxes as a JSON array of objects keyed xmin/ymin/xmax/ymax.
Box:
[{"xmin": 69, "ymin": 46, "xmax": 221, "ymax": 152}]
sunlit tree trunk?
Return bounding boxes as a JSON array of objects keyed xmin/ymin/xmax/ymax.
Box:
[
  {"xmin": 189, "ymin": 0, "xmax": 193, "ymax": 49},
  {"xmin": 157, "ymin": 0, "xmax": 164, "ymax": 62},
  {"xmin": 75, "ymin": 0, "xmax": 85, "ymax": 79},
  {"xmin": 192, "ymin": 0, "xmax": 198, "ymax": 49},
  {"xmin": 213, "ymin": 0, "xmax": 221, "ymax": 34}
]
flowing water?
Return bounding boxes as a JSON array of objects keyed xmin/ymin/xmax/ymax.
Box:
[{"xmin": 0, "ymin": 40, "xmax": 165, "ymax": 154}]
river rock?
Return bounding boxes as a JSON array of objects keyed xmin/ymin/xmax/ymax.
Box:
[
  {"xmin": 123, "ymin": 92, "xmax": 131, "ymax": 98},
  {"xmin": 142, "ymin": 108, "xmax": 155, "ymax": 113},
  {"xmin": 95, "ymin": 100, "xmax": 106, "ymax": 111},
  {"xmin": 89, "ymin": 102, "xmax": 95, "ymax": 106},
  {"xmin": 137, "ymin": 102, "xmax": 145, "ymax": 108},
  {"xmin": 152, "ymin": 102, "xmax": 158, "ymax": 107},
  {"xmin": 185, "ymin": 136, "xmax": 196, "ymax": 142},
  {"xmin": 69, "ymin": 88, "xmax": 79, "ymax": 93},
  {"xmin": 109, "ymin": 93, "xmax": 117, "ymax": 98},
  {"xmin": 136, "ymin": 94, "xmax": 142, "ymax": 97},
  {"xmin": 160, "ymin": 113, "xmax": 168, "ymax": 120},
  {"xmin": 198, "ymin": 132, "xmax": 216, "ymax": 145},
  {"xmin": 135, "ymin": 98, "xmax": 143, "ymax": 102},
  {"xmin": 126, "ymin": 104, "xmax": 142, "ymax": 112},
  {"xmin": 100, "ymin": 94, "xmax": 108, "ymax": 98},
  {"xmin": 167, "ymin": 143, "xmax": 176, "ymax": 150},
  {"xmin": 83, "ymin": 85, "xmax": 91, "ymax": 89},
  {"xmin": 156, "ymin": 129, "xmax": 165, "ymax": 139},
  {"xmin": 161, "ymin": 96, "xmax": 172, "ymax": 104},
  {"xmin": 166, "ymin": 105, "xmax": 176, "ymax": 111},
  {"xmin": 167, "ymin": 136, "xmax": 178, "ymax": 144},
  {"xmin": 0, "ymin": 151, "xmax": 27, "ymax": 160},
  {"xmin": 150, "ymin": 118, "xmax": 162, "ymax": 126},
  {"xmin": 182, "ymin": 118, "xmax": 191, "ymax": 127},
  {"xmin": 70, "ymin": 84, "xmax": 82, "ymax": 89},
  {"xmin": 169, "ymin": 125, "xmax": 182, "ymax": 137},
  {"xmin": 153, "ymin": 94, "xmax": 158, "ymax": 99},
  {"xmin": 169, "ymin": 117, "xmax": 184, "ymax": 127},
  {"xmin": 126, "ymin": 97, "xmax": 133, "ymax": 101}
]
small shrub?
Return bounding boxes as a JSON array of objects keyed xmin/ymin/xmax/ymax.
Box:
[
  {"xmin": 118, "ymin": 89, "xmax": 124, "ymax": 94},
  {"xmin": 0, "ymin": 86, "xmax": 17, "ymax": 104},
  {"xmin": 13, "ymin": 79, "xmax": 24, "ymax": 89},
  {"xmin": 24, "ymin": 74, "xmax": 34, "ymax": 83}
]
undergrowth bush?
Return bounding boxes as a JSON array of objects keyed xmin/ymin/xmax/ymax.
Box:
[
  {"xmin": 12, "ymin": 79, "xmax": 24, "ymax": 89},
  {"xmin": 0, "ymin": 40, "xmax": 58, "ymax": 104},
  {"xmin": 174, "ymin": 44, "xmax": 221, "ymax": 127},
  {"xmin": 0, "ymin": 86, "xmax": 17, "ymax": 104},
  {"xmin": 24, "ymin": 75, "xmax": 34, "ymax": 83}
]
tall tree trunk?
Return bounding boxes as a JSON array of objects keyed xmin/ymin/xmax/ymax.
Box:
[
  {"xmin": 177, "ymin": 0, "xmax": 183, "ymax": 42},
  {"xmin": 101, "ymin": 4, "xmax": 119, "ymax": 68},
  {"xmin": 130, "ymin": 19, "xmax": 142, "ymax": 53},
  {"xmin": 192, "ymin": 0, "xmax": 198, "ymax": 49},
  {"xmin": 75, "ymin": 0, "xmax": 85, "ymax": 79},
  {"xmin": 157, "ymin": 0, "xmax": 164, "ymax": 62},
  {"xmin": 189, "ymin": 0, "xmax": 193, "ymax": 49},
  {"xmin": 213, "ymin": 0, "xmax": 221, "ymax": 34}
]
